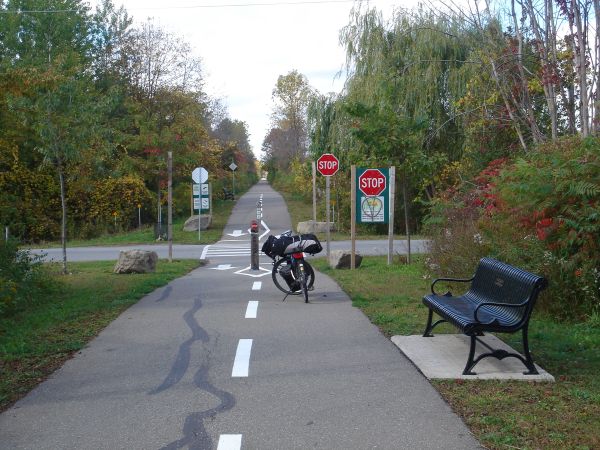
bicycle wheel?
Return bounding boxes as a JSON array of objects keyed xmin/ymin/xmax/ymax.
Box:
[
  {"xmin": 272, "ymin": 258, "xmax": 300, "ymax": 295},
  {"xmin": 303, "ymin": 260, "xmax": 315, "ymax": 290},
  {"xmin": 297, "ymin": 261, "xmax": 309, "ymax": 303}
]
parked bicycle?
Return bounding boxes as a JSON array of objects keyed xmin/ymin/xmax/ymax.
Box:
[{"xmin": 261, "ymin": 231, "xmax": 323, "ymax": 303}]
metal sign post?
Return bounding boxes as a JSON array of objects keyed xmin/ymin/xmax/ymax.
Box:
[
  {"xmin": 192, "ymin": 167, "xmax": 209, "ymax": 242},
  {"xmin": 312, "ymin": 161, "xmax": 317, "ymax": 227},
  {"xmin": 168, "ymin": 152, "xmax": 173, "ymax": 262},
  {"xmin": 316, "ymin": 153, "xmax": 339, "ymax": 259},
  {"xmin": 229, "ymin": 161, "xmax": 237, "ymax": 198}
]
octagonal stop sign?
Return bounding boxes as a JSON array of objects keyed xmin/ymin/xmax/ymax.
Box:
[
  {"xmin": 358, "ymin": 168, "xmax": 387, "ymax": 196},
  {"xmin": 316, "ymin": 153, "xmax": 339, "ymax": 176}
]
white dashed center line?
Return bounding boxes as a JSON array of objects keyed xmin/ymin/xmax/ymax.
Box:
[
  {"xmin": 217, "ymin": 434, "xmax": 242, "ymax": 450},
  {"xmin": 232, "ymin": 339, "xmax": 253, "ymax": 377},
  {"xmin": 252, "ymin": 281, "xmax": 262, "ymax": 290},
  {"xmin": 245, "ymin": 301, "xmax": 259, "ymax": 319}
]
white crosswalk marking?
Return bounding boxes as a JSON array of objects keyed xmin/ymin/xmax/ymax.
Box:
[{"xmin": 202, "ymin": 244, "xmax": 250, "ymax": 258}]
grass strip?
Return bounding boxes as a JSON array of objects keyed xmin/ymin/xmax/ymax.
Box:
[
  {"xmin": 38, "ymin": 198, "xmax": 236, "ymax": 247},
  {"xmin": 311, "ymin": 256, "xmax": 600, "ymax": 450},
  {"xmin": 0, "ymin": 259, "xmax": 200, "ymax": 412}
]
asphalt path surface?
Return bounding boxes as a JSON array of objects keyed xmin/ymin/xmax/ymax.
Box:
[{"xmin": 1, "ymin": 181, "xmax": 479, "ymax": 449}]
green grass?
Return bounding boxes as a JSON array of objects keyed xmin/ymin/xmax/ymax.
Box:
[
  {"xmin": 0, "ymin": 259, "xmax": 201, "ymax": 411},
  {"xmin": 38, "ymin": 199, "xmax": 236, "ymax": 247},
  {"xmin": 311, "ymin": 256, "xmax": 600, "ymax": 450}
]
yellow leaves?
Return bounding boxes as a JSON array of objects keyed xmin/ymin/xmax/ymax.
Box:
[{"xmin": 527, "ymin": 78, "xmax": 544, "ymax": 95}]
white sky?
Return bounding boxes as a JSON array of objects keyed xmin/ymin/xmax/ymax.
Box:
[{"xmin": 97, "ymin": 0, "xmax": 400, "ymax": 157}]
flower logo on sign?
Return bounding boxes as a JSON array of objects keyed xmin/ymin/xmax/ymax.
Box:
[{"xmin": 361, "ymin": 197, "xmax": 383, "ymax": 220}]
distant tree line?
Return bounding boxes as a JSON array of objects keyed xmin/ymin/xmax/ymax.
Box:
[{"xmin": 0, "ymin": 0, "xmax": 256, "ymax": 251}]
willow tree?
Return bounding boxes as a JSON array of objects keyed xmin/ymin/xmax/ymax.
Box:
[{"xmin": 337, "ymin": 6, "xmax": 473, "ymax": 236}]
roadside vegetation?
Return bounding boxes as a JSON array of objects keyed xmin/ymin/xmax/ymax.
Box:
[
  {"xmin": 0, "ymin": 254, "xmax": 200, "ymax": 412},
  {"xmin": 38, "ymin": 198, "xmax": 237, "ymax": 247},
  {"xmin": 0, "ymin": 0, "xmax": 257, "ymax": 274},
  {"xmin": 312, "ymin": 256, "xmax": 600, "ymax": 449}
]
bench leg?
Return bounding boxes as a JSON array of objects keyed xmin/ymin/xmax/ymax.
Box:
[
  {"xmin": 462, "ymin": 335, "xmax": 478, "ymax": 375},
  {"xmin": 422, "ymin": 310, "xmax": 447, "ymax": 337},
  {"xmin": 423, "ymin": 310, "xmax": 434, "ymax": 337},
  {"xmin": 521, "ymin": 325, "xmax": 539, "ymax": 375}
]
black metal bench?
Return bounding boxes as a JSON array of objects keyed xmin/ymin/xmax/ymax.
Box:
[{"xmin": 422, "ymin": 257, "xmax": 548, "ymax": 375}]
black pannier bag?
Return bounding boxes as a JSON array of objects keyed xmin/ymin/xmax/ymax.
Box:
[
  {"xmin": 261, "ymin": 235, "xmax": 277, "ymax": 258},
  {"xmin": 262, "ymin": 233, "xmax": 323, "ymax": 258},
  {"xmin": 271, "ymin": 235, "xmax": 295, "ymax": 256},
  {"xmin": 278, "ymin": 263, "xmax": 300, "ymax": 291},
  {"xmin": 296, "ymin": 234, "xmax": 323, "ymax": 255}
]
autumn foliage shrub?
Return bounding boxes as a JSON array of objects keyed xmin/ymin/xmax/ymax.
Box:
[
  {"xmin": 426, "ymin": 136, "xmax": 599, "ymax": 321},
  {"xmin": 0, "ymin": 239, "xmax": 52, "ymax": 317},
  {"xmin": 68, "ymin": 175, "xmax": 154, "ymax": 237},
  {"xmin": 0, "ymin": 164, "xmax": 61, "ymax": 242}
]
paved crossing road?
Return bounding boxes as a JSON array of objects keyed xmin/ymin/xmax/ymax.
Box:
[{"xmin": 0, "ymin": 181, "xmax": 479, "ymax": 449}]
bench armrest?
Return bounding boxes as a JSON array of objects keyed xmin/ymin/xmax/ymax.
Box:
[
  {"xmin": 473, "ymin": 301, "xmax": 528, "ymax": 323},
  {"xmin": 431, "ymin": 277, "xmax": 474, "ymax": 296}
]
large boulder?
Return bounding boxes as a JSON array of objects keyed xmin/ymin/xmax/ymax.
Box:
[
  {"xmin": 114, "ymin": 250, "xmax": 158, "ymax": 274},
  {"xmin": 296, "ymin": 220, "xmax": 335, "ymax": 234},
  {"xmin": 183, "ymin": 214, "xmax": 212, "ymax": 231},
  {"xmin": 328, "ymin": 250, "xmax": 363, "ymax": 269}
]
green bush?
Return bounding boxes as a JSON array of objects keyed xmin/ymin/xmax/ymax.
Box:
[
  {"xmin": 0, "ymin": 239, "xmax": 52, "ymax": 316},
  {"xmin": 426, "ymin": 137, "xmax": 600, "ymax": 320}
]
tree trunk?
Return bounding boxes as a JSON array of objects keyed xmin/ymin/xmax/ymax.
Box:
[
  {"xmin": 514, "ymin": 0, "xmax": 543, "ymax": 143},
  {"xmin": 58, "ymin": 166, "xmax": 68, "ymax": 275},
  {"xmin": 490, "ymin": 59, "xmax": 528, "ymax": 152},
  {"xmin": 523, "ymin": 0, "xmax": 555, "ymax": 140},
  {"xmin": 594, "ymin": 0, "xmax": 600, "ymax": 133},
  {"xmin": 573, "ymin": 1, "xmax": 590, "ymax": 136}
]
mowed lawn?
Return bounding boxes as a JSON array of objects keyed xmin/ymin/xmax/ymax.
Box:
[{"xmin": 0, "ymin": 259, "xmax": 200, "ymax": 411}]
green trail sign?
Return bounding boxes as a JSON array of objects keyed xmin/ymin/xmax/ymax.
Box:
[{"xmin": 355, "ymin": 168, "xmax": 389, "ymax": 224}]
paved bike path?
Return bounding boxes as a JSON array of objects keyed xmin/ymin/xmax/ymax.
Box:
[{"xmin": 0, "ymin": 181, "xmax": 479, "ymax": 449}]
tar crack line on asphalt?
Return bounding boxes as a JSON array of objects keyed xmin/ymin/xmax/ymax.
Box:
[
  {"xmin": 149, "ymin": 294, "xmax": 209, "ymax": 394},
  {"xmin": 155, "ymin": 285, "xmax": 173, "ymax": 303},
  {"xmin": 159, "ymin": 364, "xmax": 236, "ymax": 450},
  {"xmin": 149, "ymin": 293, "xmax": 237, "ymax": 449}
]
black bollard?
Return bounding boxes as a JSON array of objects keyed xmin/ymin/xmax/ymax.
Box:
[{"xmin": 250, "ymin": 220, "xmax": 259, "ymax": 270}]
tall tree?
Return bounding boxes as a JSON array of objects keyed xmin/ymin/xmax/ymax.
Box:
[{"xmin": 270, "ymin": 70, "xmax": 313, "ymax": 161}]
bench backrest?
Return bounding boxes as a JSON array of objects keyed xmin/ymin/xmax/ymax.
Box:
[{"xmin": 467, "ymin": 257, "xmax": 548, "ymax": 325}]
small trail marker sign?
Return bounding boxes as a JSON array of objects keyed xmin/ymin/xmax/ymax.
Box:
[
  {"xmin": 192, "ymin": 167, "xmax": 208, "ymax": 184},
  {"xmin": 316, "ymin": 153, "xmax": 339, "ymax": 176}
]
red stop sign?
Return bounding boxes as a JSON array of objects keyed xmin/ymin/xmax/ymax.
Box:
[
  {"xmin": 358, "ymin": 169, "xmax": 387, "ymax": 196},
  {"xmin": 316, "ymin": 153, "xmax": 339, "ymax": 176}
]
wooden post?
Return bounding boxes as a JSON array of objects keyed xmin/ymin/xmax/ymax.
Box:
[
  {"xmin": 402, "ymin": 170, "xmax": 411, "ymax": 264},
  {"xmin": 312, "ymin": 161, "xmax": 317, "ymax": 227},
  {"xmin": 351, "ymin": 165, "xmax": 356, "ymax": 270},
  {"xmin": 167, "ymin": 151, "xmax": 173, "ymax": 263},
  {"xmin": 388, "ymin": 166, "xmax": 395, "ymax": 265}
]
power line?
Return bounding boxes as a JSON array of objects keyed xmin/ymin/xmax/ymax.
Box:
[{"xmin": 0, "ymin": 0, "xmax": 376, "ymax": 14}]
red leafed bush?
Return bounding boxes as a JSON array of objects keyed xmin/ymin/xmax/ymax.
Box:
[{"xmin": 426, "ymin": 136, "xmax": 599, "ymax": 320}]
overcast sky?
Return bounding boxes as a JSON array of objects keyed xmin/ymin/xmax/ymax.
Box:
[{"xmin": 98, "ymin": 0, "xmax": 399, "ymax": 158}]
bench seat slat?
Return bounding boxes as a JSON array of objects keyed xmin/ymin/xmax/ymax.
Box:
[{"xmin": 423, "ymin": 293, "xmax": 523, "ymax": 333}]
